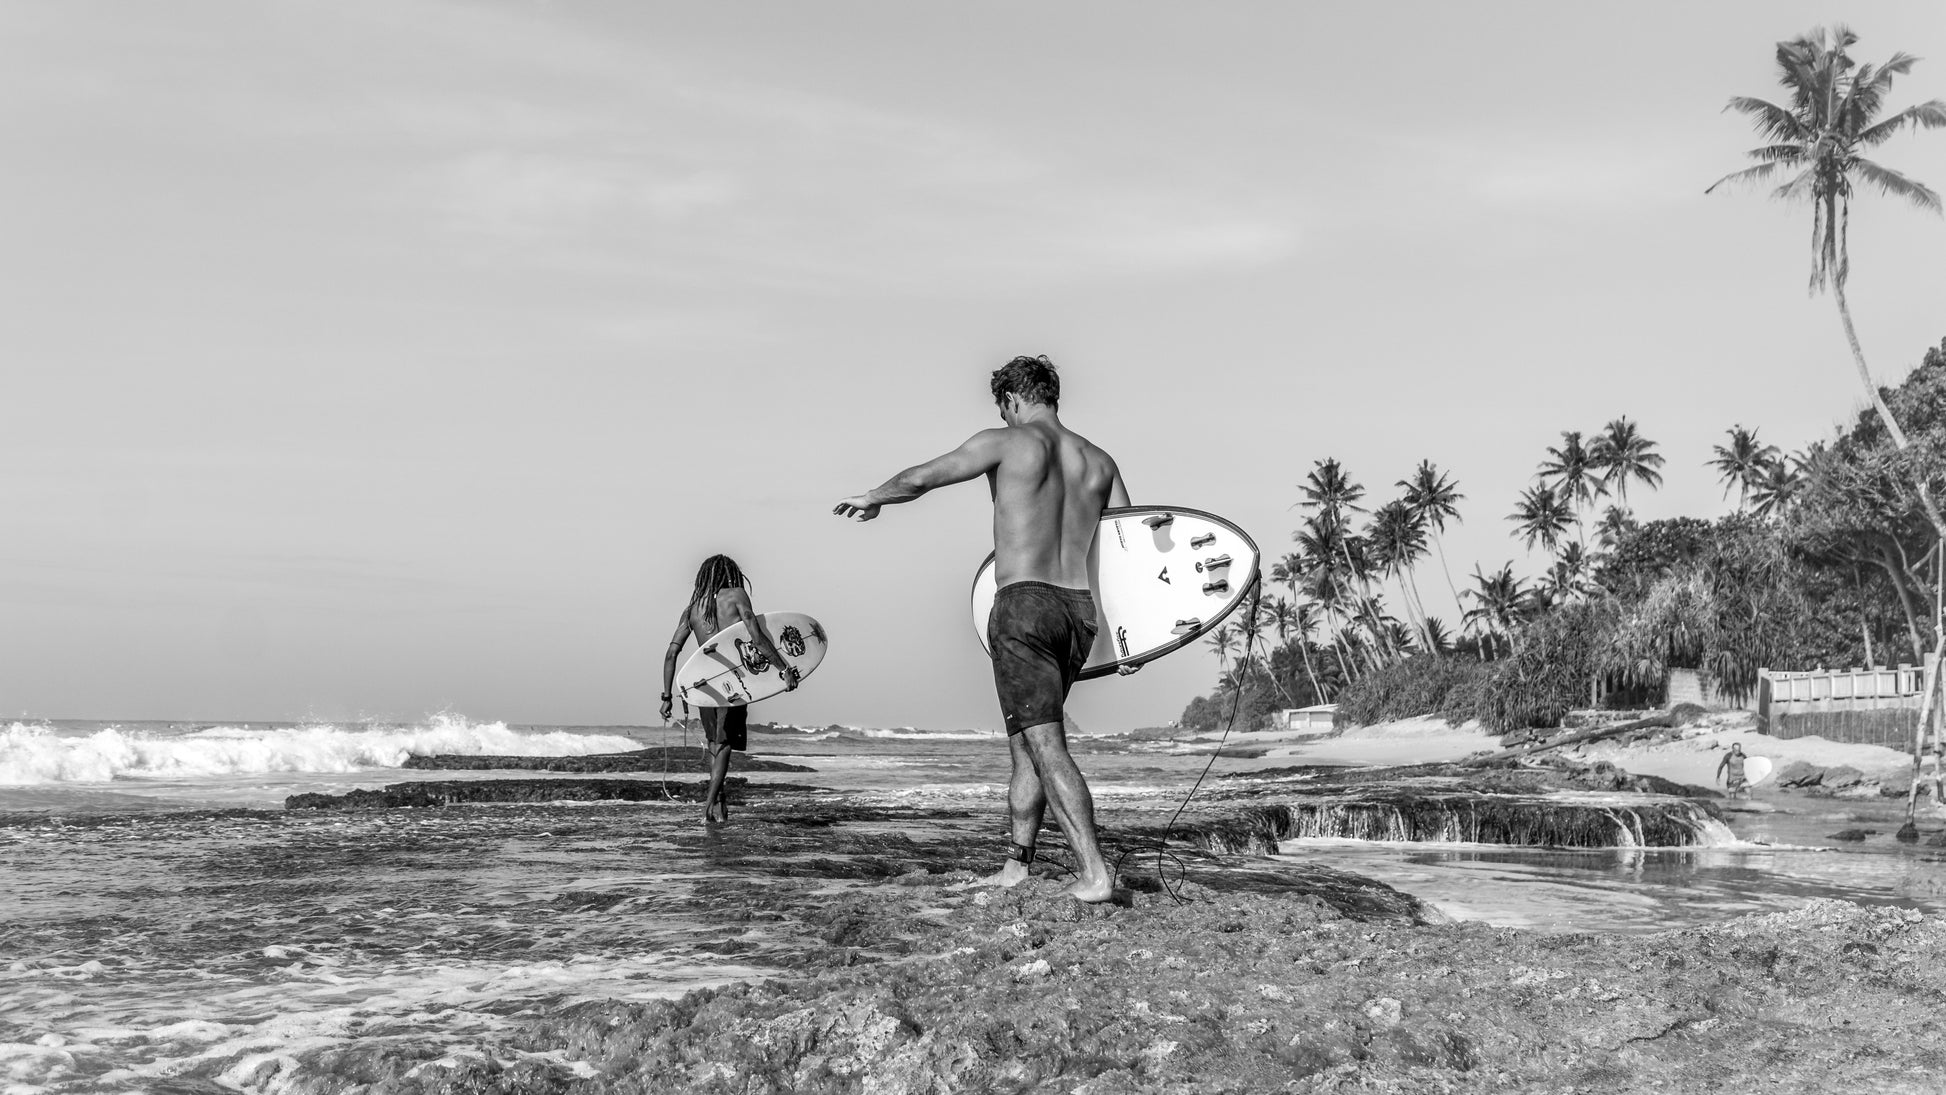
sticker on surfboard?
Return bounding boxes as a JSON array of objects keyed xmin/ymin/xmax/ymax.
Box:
[
  {"xmin": 675, "ymin": 611, "xmax": 828, "ymax": 708},
  {"xmin": 968, "ymin": 506, "xmax": 1260, "ymax": 680}
]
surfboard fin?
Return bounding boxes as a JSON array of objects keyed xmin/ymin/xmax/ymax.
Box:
[
  {"xmin": 1195, "ymin": 554, "xmax": 1232, "ymax": 574},
  {"xmin": 1202, "ymin": 579, "xmax": 1230, "ymax": 595},
  {"xmin": 1171, "ymin": 618, "xmax": 1202, "ymax": 635},
  {"xmin": 1142, "ymin": 513, "xmax": 1175, "ymax": 529},
  {"xmin": 1189, "ymin": 532, "xmax": 1216, "ymax": 549}
]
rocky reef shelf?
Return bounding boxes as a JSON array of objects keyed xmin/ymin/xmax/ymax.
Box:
[
  {"xmin": 1177, "ymin": 792, "xmax": 1736, "ymax": 851},
  {"xmin": 401, "ymin": 747, "xmax": 816, "ymax": 774},
  {"xmin": 284, "ymin": 777, "xmax": 829, "ymax": 810}
]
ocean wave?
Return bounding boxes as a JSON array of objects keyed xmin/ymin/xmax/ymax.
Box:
[{"xmin": 0, "ymin": 716, "xmax": 641, "ymax": 786}]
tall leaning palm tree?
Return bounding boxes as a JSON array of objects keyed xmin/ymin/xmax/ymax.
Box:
[
  {"xmin": 1708, "ymin": 25, "xmax": 1946, "ymax": 458},
  {"xmin": 1589, "ymin": 417, "xmax": 1665, "ymax": 515},
  {"xmin": 1710, "ymin": 424, "xmax": 1782, "ymax": 510},
  {"xmin": 1368, "ymin": 499, "xmax": 1431, "ymax": 634},
  {"xmin": 1398, "ymin": 460, "xmax": 1466, "ymax": 609}
]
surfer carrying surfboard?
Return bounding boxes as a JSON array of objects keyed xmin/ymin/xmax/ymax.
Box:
[
  {"xmin": 1716, "ymin": 741, "xmax": 1749, "ymax": 798},
  {"xmin": 659, "ymin": 554, "xmax": 799, "ymax": 824},
  {"xmin": 833, "ymin": 355, "xmax": 1127, "ymax": 903}
]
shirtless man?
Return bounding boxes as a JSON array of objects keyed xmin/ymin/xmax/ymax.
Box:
[
  {"xmin": 1716, "ymin": 741, "xmax": 1748, "ymax": 799},
  {"xmin": 659, "ymin": 554, "xmax": 798, "ymax": 823},
  {"xmin": 833, "ymin": 355, "xmax": 1127, "ymax": 902}
]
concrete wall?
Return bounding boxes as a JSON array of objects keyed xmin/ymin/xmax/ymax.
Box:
[
  {"xmin": 1666, "ymin": 668, "xmax": 1748, "ymax": 711},
  {"xmin": 1766, "ymin": 708, "xmax": 1919, "ymax": 749}
]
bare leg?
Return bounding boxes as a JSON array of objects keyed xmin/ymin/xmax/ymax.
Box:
[
  {"xmin": 963, "ymin": 733, "xmax": 1047, "ymax": 888},
  {"xmin": 1018, "ymin": 719, "xmax": 1114, "ymax": 902},
  {"xmin": 704, "ymin": 741, "xmax": 731, "ymax": 823}
]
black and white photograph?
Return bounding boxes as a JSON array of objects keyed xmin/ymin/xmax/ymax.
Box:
[{"xmin": 4, "ymin": 3, "xmax": 1945, "ymax": 1092}]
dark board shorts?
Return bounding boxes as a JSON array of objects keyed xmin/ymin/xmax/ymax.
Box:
[
  {"xmin": 987, "ymin": 581, "xmax": 1098, "ymax": 736},
  {"xmin": 701, "ymin": 705, "xmax": 748, "ymax": 752}
]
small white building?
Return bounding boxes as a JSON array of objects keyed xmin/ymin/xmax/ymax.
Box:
[{"xmin": 1274, "ymin": 704, "xmax": 1338, "ymax": 734}]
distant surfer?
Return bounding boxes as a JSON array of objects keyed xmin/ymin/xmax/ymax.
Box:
[
  {"xmin": 833, "ymin": 354, "xmax": 1129, "ymax": 902},
  {"xmin": 660, "ymin": 555, "xmax": 799, "ymax": 824},
  {"xmin": 1716, "ymin": 741, "xmax": 1748, "ymax": 798}
]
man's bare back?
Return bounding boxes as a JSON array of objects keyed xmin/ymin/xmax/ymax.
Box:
[{"xmin": 987, "ymin": 419, "xmax": 1122, "ymax": 590}]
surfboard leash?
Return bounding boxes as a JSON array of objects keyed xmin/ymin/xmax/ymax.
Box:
[{"xmin": 1141, "ymin": 575, "xmax": 1263, "ymax": 906}]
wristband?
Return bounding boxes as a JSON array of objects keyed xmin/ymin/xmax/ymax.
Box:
[{"xmin": 660, "ymin": 692, "xmax": 672, "ymax": 701}]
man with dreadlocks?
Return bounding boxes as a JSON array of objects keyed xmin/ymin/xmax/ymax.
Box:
[
  {"xmin": 660, "ymin": 554, "xmax": 798, "ymax": 824},
  {"xmin": 834, "ymin": 355, "xmax": 1129, "ymax": 903}
]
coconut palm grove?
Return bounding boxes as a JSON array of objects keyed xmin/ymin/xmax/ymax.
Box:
[{"xmin": 1181, "ymin": 26, "xmax": 1946, "ymax": 736}]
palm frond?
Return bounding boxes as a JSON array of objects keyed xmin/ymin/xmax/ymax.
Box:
[
  {"xmin": 1705, "ymin": 162, "xmax": 1780, "ymax": 194},
  {"xmin": 1858, "ymin": 99, "xmax": 1946, "ymax": 146},
  {"xmin": 1722, "ymin": 96, "xmax": 1806, "ymax": 142},
  {"xmin": 1849, "ymin": 158, "xmax": 1941, "ymax": 212}
]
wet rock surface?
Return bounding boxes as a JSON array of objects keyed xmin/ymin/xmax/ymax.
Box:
[
  {"xmin": 401, "ymin": 747, "xmax": 816, "ymax": 773},
  {"xmin": 284, "ymin": 777, "xmax": 828, "ymax": 810},
  {"xmin": 277, "ymin": 890, "xmax": 1946, "ymax": 1094}
]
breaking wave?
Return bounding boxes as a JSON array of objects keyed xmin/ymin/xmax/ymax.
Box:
[{"xmin": 0, "ymin": 716, "xmax": 641, "ymax": 786}]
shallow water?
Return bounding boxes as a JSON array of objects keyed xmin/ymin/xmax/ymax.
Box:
[{"xmin": 4, "ymin": 716, "xmax": 1944, "ymax": 1092}]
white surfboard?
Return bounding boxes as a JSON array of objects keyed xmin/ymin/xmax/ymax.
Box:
[
  {"xmin": 675, "ymin": 611, "xmax": 828, "ymax": 708},
  {"xmin": 969, "ymin": 506, "xmax": 1260, "ymax": 680},
  {"xmin": 1744, "ymin": 755, "xmax": 1774, "ymax": 787}
]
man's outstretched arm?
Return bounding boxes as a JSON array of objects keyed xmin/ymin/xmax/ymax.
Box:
[{"xmin": 833, "ymin": 430, "xmax": 1006, "ymax": 521}]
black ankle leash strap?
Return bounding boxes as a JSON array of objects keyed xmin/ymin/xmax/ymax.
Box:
[{"xmin": 1008, "ymin": 841, "xmax": 1036, "ymax": 865}]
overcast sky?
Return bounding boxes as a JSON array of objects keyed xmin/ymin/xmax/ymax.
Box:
[{"xmin": 4, "ymin": 1, "xmax": 1944, "ymax": 730}]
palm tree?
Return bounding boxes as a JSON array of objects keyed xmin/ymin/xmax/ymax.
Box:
[
  {"xmin": 1266, "ymin": 596, "xmax": 1319, "ymax": 705},
  {"xmin": 1463, "ymin": 563, "xmax": 1529, "ymax": 658},
  {"xmin": 1298, "ymin": 457, "xmax": 1368, "ymax": 520},
  {"xmin": 1206, "ymin": 625, "xmax": 1238, "ymax": 678},
  {"xmin": 1398, "ymin": 460, "xmax": 1466, "ymax": 610},
  {"xmin": 1589, "ymin": 417, "xmax": 1665, "ymax": 515},
  {"xmin": 1508, "ymin": 484, "xmax": 1575, "ymax": 553},
  {"xmin": 1294, "ymin": 516, "xmax": 1362, "ymax": 678},
  {"xmin": 1709, "ymin": 425, "xmax": 1782, "ymax": 510},
  {"xmin": 1298, "ymin": 458, "xmax": 1395, "ymax": 660},
  {"xmin": 1543, "ymin": 542, "xmax": 1592, "ymax": 602},
  {"xmin": 1594, "ymin": 505, "xmax": 1636, "ymax": 551},
  {"xmin": 1536, "ymin": 431, "xmax": 1605, "ymax": 542},
  {"xmin": 1749, "ymin": 456, "xmax": 1803, "ymax": 518},
  {"xmin": 1708, "ymin": 26, "xmax": 1946, "ymax": 459},
  {"xmin": 1367, "ymin": 499, "xmax": 1432, "ymax": 633},
  {"xmin": 1419, "ymin": 615, "xmax": 1453, "ymax": 656},
  {"xmin": 1287, "ymin": 599, "xmax": 1330, "ymax": 702}
]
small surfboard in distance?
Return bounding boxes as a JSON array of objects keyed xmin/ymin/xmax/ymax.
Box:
[
  {"xmin": 969, "ymin": 506, "xmax": 1260, "ymax": 680},
  {"xmin": 1743, "ymin": 755, "xmax": 1774, "ymax": 787},
  {"xmin": 675, "ymin": 611, "xmax": 828, "ymax": 708}
]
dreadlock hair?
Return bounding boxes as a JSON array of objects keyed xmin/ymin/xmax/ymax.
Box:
[
  {"xmin": 990, "ymin": 354, "xmax": 1060, "ymax": 412},
  {"xmin": 689, "ymin": 554, "xmax": 750, "ymax": 626}
]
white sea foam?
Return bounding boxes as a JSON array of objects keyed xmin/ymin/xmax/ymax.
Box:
[{"xmin": 0, "ymin": 716, "xmax": 641, "ymax": 786}]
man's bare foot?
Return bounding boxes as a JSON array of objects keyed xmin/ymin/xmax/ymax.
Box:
[
  {"xmin": 951, "ymin": 860, "xmax": 1031, "ymax": 890},
  {"xmin": 1063, "ymin": 873, "xmax": 1114, "ymax": 903}
]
